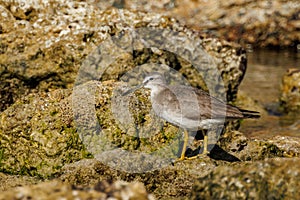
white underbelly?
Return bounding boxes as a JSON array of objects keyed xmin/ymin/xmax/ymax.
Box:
[{"xmin": 155, "ymin": 109, "xmax": 223, "ymax": 131}]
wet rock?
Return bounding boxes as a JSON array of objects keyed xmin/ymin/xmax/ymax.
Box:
[
  {"xmin": 190, "ymin": 157, "xmax": 300, "ymax": 199},
  {"xmin": 280, "ymin": 68, "xmax": 300, "ymax": 112},
  {"xmin": 123, "ymin": 0, "xmax": 300, "ymax": 48},
  {"xmin": 0, "ymin": 179, "xmax": 154, "ymax": 200},
  {"xmin": 0, "ymin": 0, "xmax": 246, "ymax": 112}
]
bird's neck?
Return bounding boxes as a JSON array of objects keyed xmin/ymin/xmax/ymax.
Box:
[{"xmin": 149, "ymin": 84, "xmax": 168, "ymax": 99}]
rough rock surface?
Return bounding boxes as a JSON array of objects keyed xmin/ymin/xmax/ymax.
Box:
[
  {"xmin": 190, "ymin": 158, "xmax": 300, "ymax": 200},
  {"xmin": 123, "ymin": 0, "xmax": 300, "ymax": 48},
  {"xmin": 0, "ymin": 0, "xmax": 246, "ymax": 113},
  {"xmin": 0, "ymin": 0, "xmax": 248, "ymax": 177},
  {"xmin": 0, "ymin": 88, "xmax": 89, "ymax": 177},
  {"xmin": 57, "ymin": 158, "xmax": 217, "ymax": 199},
  {"xmin": 0, "ymin": 179, "xmax": 154, "ymax": 200},
  {"xmin": 280, "ymin": 68, "xmax": 300, "ymax": 112},
  {"xmin": 218, "ymin": 131, "xmax": 300, "ymax": 160},
  {"xmin": 0, "ymin": 0, "xmax": 299, "ymax": 200},
  {"xmin": 55, "ymin": 133, "xmax": 300, "ymax": 199},
  {"xmin": 1, "ymin": 78, "xmax": 300, "ymax": 198}
]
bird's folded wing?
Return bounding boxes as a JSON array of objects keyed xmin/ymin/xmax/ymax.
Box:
[{"xmin": 163, "ymin": 85, "xmax": 245, "ymax": 120}]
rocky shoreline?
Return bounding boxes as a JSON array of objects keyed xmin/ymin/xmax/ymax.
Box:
[{"xmin": 0, "ymin": 0, "xmax": 299, "ymax": 199}]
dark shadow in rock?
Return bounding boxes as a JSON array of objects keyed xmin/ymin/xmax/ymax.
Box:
[
  {"xmin": 208, "ymin": 145, "xmax": 241, "ymax": 162},
  {"xmin": 112, "ymin": 0, "xmax": 125, "ymax": 8},
  {"xmin": 185, "ymin": 145, "xmax": 240, "ymax": 162}
]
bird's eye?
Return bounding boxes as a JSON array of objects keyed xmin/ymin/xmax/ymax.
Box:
[{"xmin": 149, "ymin": 77, "xmax": 154, "ymax": 81}]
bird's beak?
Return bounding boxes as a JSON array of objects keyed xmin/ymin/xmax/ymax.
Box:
[{"xmin": 122, "ymin": 83, "xmax": 144, "ymax": 96}]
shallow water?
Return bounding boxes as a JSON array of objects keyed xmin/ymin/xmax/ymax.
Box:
[{"xmin": 239, "ymin": 49, "xmax": 300, "ymax": 138}]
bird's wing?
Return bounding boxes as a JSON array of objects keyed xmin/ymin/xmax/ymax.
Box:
[{"xmin": 162, "ymin": 85, "xmax": 245, "ymax": 120}]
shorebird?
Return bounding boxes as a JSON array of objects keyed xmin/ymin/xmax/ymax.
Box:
[{"xmin": 123, "ymin": 73, "xmax": 260, "ymax": 160}]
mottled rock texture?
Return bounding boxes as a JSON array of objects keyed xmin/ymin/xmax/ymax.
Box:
[
  {"xmin": 191, "ymin": 158, "xmax": 300, "ymax": 200},
  {"xmin": 123, "ymin": 0, "xmax": 300, "ymax": 48},
  {"xmin": 280, "ymin": 69, "xmax": 300, "ymax": 112},
  {"xmin": 0, "ymin": 0, "xmax": 247, "ymax": 177}
]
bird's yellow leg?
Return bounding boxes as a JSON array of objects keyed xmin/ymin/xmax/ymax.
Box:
[
  {"xmin": 202, "ymin": 133, "xmax": 209, "ymax": 155},
  {"xmin": 177, "ymin": 129, "xmax": 189, "ymax": 161},
  {"xmin": 186, "ymin": 130, "xmax": 209, "ymax": 160}
]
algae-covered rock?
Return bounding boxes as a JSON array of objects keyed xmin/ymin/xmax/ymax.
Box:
[
  {"xmin": 0, "ymin": 88, "xmax": 90, "ymax": 177},
  {"xmin": 0, "ymin": 0, "xmax": 247, "ymax": 112},
  {"xmin": 267, "ymin": 135, "xmax": 300, "ymax": 157},
  {"xmin": 1, "ymin": 82, "xmax": 297, "ymax": 198},
  {"xmin": 0, "ymin": 80, "xmax": 179, "ymax": 177},
  {"xmin": 190, "ymin": 157, "xmax": 300, "ymax": 199},
  {"xmin": 0, "ymin": 0, "xmax": 249, "ymax": 178},
  {"xmin": 56, "ymin": 130, "xmax": 300, "ymax": 199}
]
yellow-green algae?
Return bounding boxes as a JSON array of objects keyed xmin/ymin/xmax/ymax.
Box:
[
  {"xmin": 92, "ymin": 80, "xmax": 182, "ymax": 159},
  {"xmin": 0, "ymin": 80, "xmax": 183, "ymax": 177},
  {"xmin": 0, "ymin": 89, "xmax": 90, "ymax": 178}
]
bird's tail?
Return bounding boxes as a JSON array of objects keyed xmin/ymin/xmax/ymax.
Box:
[{"xmin": 240, "ymin": 109, "xmax": 260, "ymax": 118}]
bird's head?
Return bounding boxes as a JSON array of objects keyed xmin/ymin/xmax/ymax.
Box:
[
  {"xmin": 142, "ymin": 73, "xmax": 166, "ymax": 89},
  {"xmin": 122, "ymin": 73, "xmax": 166, "ymax": 96}
]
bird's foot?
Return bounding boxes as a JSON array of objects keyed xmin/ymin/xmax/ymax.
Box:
[
  {"xmin": 200, "ymin": 149, "xmax": 210, "ymax": 156},
  {"xmin": 185, "ymin": 150, "xmax": 210, "ymax": 160},
  {"xmin": 173, "ymin": 149, "xmax": 210, "ymax": 162},
  {"xmin": 174, "ymin": 155, "xmax": 186, "ymax": 162}
]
